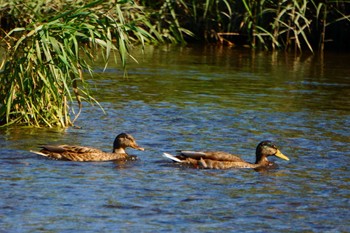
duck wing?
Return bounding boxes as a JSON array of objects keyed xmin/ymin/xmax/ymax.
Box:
[
  {"xmin": 38, "ymin": 145, "xmax": 106, "ymax": 161},
  {"xmin": 179, "ymin": 151, "xmax": 246, "ymax": 162},
  {"xmin": 32, "ymin": 145, "xmax": 129, "ymax": 161},
  {"xmin": 198, "ymin": 158, "xmax": 257, "ymax": 169},
  {"xmin": 42, "ymin": 145, "xmax": 102, "ymax": 154}
]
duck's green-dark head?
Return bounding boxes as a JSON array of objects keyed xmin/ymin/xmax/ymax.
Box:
[{"xmin": 255, "ymin": 141, "xmax": 289, "ymax": 164}]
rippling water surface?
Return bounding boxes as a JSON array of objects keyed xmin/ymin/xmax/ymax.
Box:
[{"xmin": 1, "ymin": 46, "xmax": 349, "ymax": 232}]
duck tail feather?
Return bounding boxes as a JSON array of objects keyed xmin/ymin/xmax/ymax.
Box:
[
  {"xmin": 162, "ymin": 153, "xmax": 182, "ymax": 163},
  {"xmin": 30, "ymin": 150, "xmax": 48, "ymax": 157}
]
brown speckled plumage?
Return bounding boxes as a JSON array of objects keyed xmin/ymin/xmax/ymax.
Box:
[
  {"xmin": 31, "ymin": 133, "xmax": 144, "ymax": 162},
  {"xmin": 163, "ymin": 141, "xmax": 289, "ymax": 170}
]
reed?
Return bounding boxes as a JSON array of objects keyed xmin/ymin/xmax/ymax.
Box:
[
  {"xmin": 254, "ymin": 0, "xmax": 314, "ymax": 52},
  {"xmin": 141, "ymin": 0, "xmax": 349, "ymax": 51},
  {"xmin": 0, "ymin": 0, "xmax": 162, "ymax": 127}
]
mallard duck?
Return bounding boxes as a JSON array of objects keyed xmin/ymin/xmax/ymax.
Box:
[
  {"xmin": 162, "ymin": 141, "xmax": 289, "ymax": 169},
  {"xmin": 31, "ymin": 133, "xmax": 144, "ymax": 162}
]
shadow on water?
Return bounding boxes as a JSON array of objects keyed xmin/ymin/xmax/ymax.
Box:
[{"xmin": 1, "ymin": 45, "xmax": 349, "ymax": 232}]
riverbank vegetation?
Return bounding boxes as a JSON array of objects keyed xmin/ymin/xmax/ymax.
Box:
[
  {"xmin": 141, "ymin": 0, "xmax": 350, "ymax": 52},
  {"xmin": 1, "ymin": 0, "xmax": 349, "ymax": 127},
  {"xmin": 0, "ymin": 0, "xmax": 167, "ymax": 127}
]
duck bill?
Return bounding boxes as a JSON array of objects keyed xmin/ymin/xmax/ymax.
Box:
[
  {"xmin": 132, "ymin": 143, "xmax": 145, "ymax": 151},
  {"xmin": 275, "ymin": 149, "xmax": 289, "ymax": 161}
]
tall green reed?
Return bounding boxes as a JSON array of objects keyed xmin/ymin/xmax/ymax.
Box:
[
  {"xmin": 258, "ymin": 0, "xmax": 313, "ymax": 52},
  {"xmin": 139, "ymin": 0, "xmax": 194, "ymax": 43},
  {"xmin": 140, "ymin": 0, "xmax": 349, "ymax": 51},
  {"xmin": 0, "ymin": 0, "xmax": 161, "ymax": 127}
]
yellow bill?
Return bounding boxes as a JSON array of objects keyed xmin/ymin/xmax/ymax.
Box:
[{"xmin": 275, "ymin": 149, "xmax": 290, "ymax": 161}]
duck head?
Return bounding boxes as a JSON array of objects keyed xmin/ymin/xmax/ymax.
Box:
[
  {"xmin": 113, "ymin": 133, "xmax": 144, "ymax": 153},
  {"xmin": 255, "ymin": 141, "xmax": 289, "ymax": 164}
]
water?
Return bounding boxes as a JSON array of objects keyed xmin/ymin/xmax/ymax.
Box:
[{"xmin": 1, "ymin": 46, "xmax": 349, "ymax": 232}]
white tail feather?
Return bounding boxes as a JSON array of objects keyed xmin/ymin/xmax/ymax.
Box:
[
  {"xmin": 162, "ymin": 153, "xmax": 183, "ymax": 163},
  {"xmin": 30, "ymin": 150, "xmax": 48, "ymax": 157}
]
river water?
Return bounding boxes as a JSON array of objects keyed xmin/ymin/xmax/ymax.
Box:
[{"xmin": 1, "ymin": 45, "xmax": 349, "ymax": 232}]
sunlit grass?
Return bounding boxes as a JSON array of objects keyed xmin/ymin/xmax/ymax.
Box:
[{"xmin": 0, "ymin": 0, "xmax": 163, "ymax": 127}]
